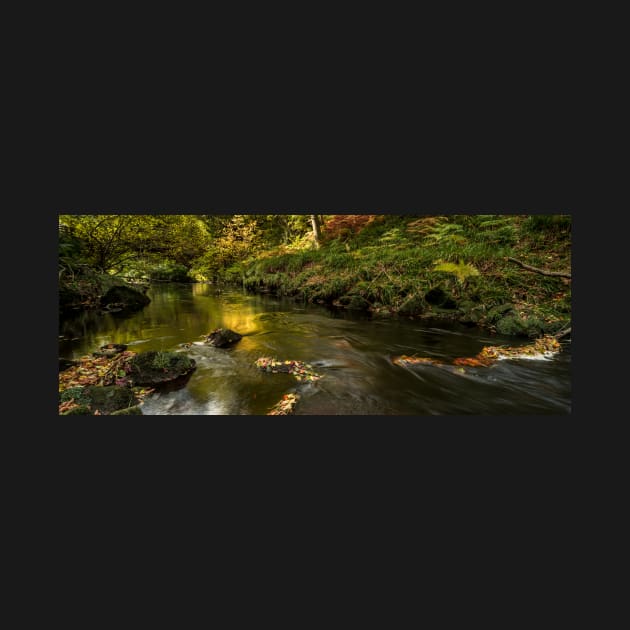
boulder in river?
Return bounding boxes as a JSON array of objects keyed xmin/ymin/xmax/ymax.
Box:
[
  {"xmin": 100, "ymin": 285, "xmax": 150, "ymax": 313},
  {"xmin": 204, "ymin": 328, "xmax": 243, "ymax": 348},
  {"xmin": 59, "ymin": 385, "xmax": 139, "ymax": 415},
  {"xmin": 128, "ymin": 351, "xmax": 196, "ymax": 388}
]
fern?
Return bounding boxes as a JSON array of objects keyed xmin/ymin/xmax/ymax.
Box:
[
  {"xmin": 472, "ymin": 215, "xmax": 517, "ymax": 245},
  {"xmin": 425, "ymin": 218, "xmax": 468, "ymax": 245},
  {"xmin": 433, "ymin": 260, "xmax": 480, "ymax": 283}
]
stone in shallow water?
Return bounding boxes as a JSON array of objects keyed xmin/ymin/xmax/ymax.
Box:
[
  {"xmin": 204, "ymin": 328, "xmax": 243, "ymax": 348},
  {"xmin": 128, "ymin": 351, "xmax": 196, "ymax": 388},
  {"xmin": 92, "ymin": 343, "xmax": 128, "ymax": 358},
  {"xmin": 84, "ymin": 385, "xmax": 139, "ymax": 414}
]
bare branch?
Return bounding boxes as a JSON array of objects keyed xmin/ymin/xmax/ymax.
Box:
[
  {"xmin": 554, "ymin": 325, "xmax": 571, "ymax": 339},
  {"xmin": 507, "ymin": 257, "xmax": 571, "ymax": 279}
]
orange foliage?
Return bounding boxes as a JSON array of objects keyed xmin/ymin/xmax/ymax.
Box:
[
  {"xmin": 323, "ymin": 215, "xmax": 381, "ymax": 239},
  {"xmin": 452, "ymin": 357, "xmax": 490, "ymax": 367}
]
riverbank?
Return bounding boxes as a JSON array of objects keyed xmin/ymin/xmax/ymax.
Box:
[
  {"xmin": 59, "ymin": 267, "xmax": 151, "ymax": 315},
  {"xmin": 232, "ymin": 215, "xmax": 571, "ymax": 338}
]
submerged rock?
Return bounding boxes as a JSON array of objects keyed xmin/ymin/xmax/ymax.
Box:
[
  {"xmin": 204, "ymin": 328, "xmax": 243, "ymax": 348},
  {"xmin": 128, "ymin": 351, "xmax": 196, "ymax": 388}
]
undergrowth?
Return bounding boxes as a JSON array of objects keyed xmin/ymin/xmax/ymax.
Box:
[{"xmin": 219, "ymin": 214, "xmax": 571, "ymax": 336}]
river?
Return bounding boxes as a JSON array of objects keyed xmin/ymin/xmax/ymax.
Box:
[{"xmin": 58, "ymin": 283, "xmax": 571, "ymax": 415}]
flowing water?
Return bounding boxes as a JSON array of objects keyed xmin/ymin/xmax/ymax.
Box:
[{"xmin": 59, "ymin": 283, "xmax": 571, "ymax": 415}]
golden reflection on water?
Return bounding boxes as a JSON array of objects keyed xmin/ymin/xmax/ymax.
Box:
[{"xmin": 60, "ymin": 283, "xmax": 265, "ymax": 357}]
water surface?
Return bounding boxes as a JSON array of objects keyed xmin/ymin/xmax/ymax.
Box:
[{"xmin": 59, "ymin": 283, "xmax": 571, "ymax": 415}]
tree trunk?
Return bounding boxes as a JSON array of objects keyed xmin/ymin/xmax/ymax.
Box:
[{"xmin": 310, "ymin": 214, "xmax": 322, "ymax": 248}]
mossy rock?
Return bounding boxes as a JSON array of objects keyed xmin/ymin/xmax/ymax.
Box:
[
  {"xmin": 459, "ymin": 305, "xmax": 486, "ymax": 326},
  {"xmin": 337, "ymin": 294, "xmax": 371, "ymax": 310},
  {"xmin": 84, "ymin": 385, "xmax": 139, "ymax": 413},
  {"xmin": 398, "ymin": 295, "xmax": 425, "ymax": 316},
  {"xmin": 100, "ymin": 285, "xmax": 150, "ymax": 311},
  {"xmin": 488, "ymin": 303, "xmax": 515, "ymax": 323},
  {"xmin": 111, "ymin": 405, "xmax": 143, "ymax": 415},
  {"xmin": 204, "ymin": 328, "xmax": 243, "ymax": 347},
  {"xmin": 129, "ymin": 351, "xmax": 196, "ymax": 387},
  {"xmin": 495, "ymin": 315, "xmax": 547, "ymax": 338},
  {"xmin": 92, "ymin": 343, "xmax": 128, "ymax": 358},
  {"xmin": 60, "ymin": 386, "xmax": 92, "ymax": 407},
  {"xmin": 59, "ymin": 385, "xmax": 138, "ymax": 414},
  {"xmin": 61, "ymin": 405, "xmax": 92, "ymax": 415}
]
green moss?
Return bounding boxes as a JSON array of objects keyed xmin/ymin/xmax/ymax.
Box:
[
  {"xmin": 230, "ymin": 214, "xmax": 571, "ymax": 337},
  {"xmin": 338, "ymin": 294, "xmax": 371, "ymax": 310},
  {"xmin": 61, "ymin": 405, "xmax": 92, "ymax": 415},
  {"xmin": 487, "ymin": 303, "xmax": 516, "ymax": 323},
  {"xmin": 398, "ymin": 295, "xmax": 425, "ymax": 316},
  {"xmin": 129, "ymin": 351, "xmax": 195, "ymax": 387},
  {"xmin": 111, "ymin": 406, "xmax": 143, "ymax": 415},
  {"xmin": 60, "ymin": 386, "xmax": 91, "ymax": 407},
  {"xmin": 84, "ymin": 385, "xmax": 139, "ymax": 413}
]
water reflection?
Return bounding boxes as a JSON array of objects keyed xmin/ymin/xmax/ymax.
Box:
[{"xmin": 59, "ymin": 283, "xmax": 571, "ymax": 415}]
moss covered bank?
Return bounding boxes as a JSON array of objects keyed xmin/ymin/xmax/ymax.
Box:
[{"xmin": 232, "ymin": 215, "xmax": 571, "ymax": 338}]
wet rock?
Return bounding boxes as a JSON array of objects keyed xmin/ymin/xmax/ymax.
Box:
[
  {"xmin": 487, "ymin": 303, "xmax": 515, "ymax": 323},
  {"xmin": 458, "ymin": 304, "xmax": 486, "ymax": 326},
  {"xmin": 92, "ymin": 343, "xmax": 128, "ymax": 358},
  {"xmin": 335, "ymin": 295, "xmax": 370, "ymax": 310},
  {"xmin": 100, "ymin": 285, "xmax": 150, "ymax": 312},
  {"xmin": 204, "ymin": 328, "xmax": 243, "ymax": 348},
  {"xmin": 111, "ymin": 405, "xmax": 143, "ymax": 415},
  {"xmin": 495, "ymin": 315, "xmax": 547, "ymax": 338},
  {"xmin": 84, "ymin": 385, "xmax": 139, "ymax": 414},
  {"xmin": 60, "ymin": 385, "xmax": 139, "ymax": 415},
  {"xmin": 128, "ymin": 351, "xmax": 196, "ymax": 388},
  {"xmin": 61, "ymin": 405, "xmax": 92, "ymax": 415}
]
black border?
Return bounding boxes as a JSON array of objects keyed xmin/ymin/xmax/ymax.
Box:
[{"xmin": 32, "ymin": 192, "xmax": 586, "ymax": 481}]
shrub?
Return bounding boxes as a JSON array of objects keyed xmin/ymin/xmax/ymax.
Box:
[{"xmin": 522, "ymin": 214, "xmax": 571, "ymax": 233}]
